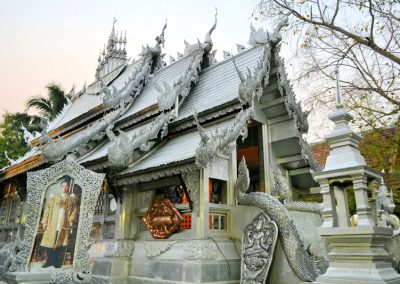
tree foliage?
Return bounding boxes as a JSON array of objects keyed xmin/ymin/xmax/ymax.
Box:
[
  {"xmin": 255, "ymin": 0, "xmax": 400, "ymax": 129},
  {"xmin": 26, "ymin": 83, "xmax": 71, "ymax": 121},
  {"xmin": 359, "ymin": 127, "xmax": 400, "ymax": 215},
  {"xmin": 0, "ymin": 112, "xmax": 32, "ymax": 169}
]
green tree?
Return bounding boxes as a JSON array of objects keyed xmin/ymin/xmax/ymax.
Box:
[
  {"xmin": 255, "ymin": 0, "xmax": 400, "ymax": 214},
  {"xmin": 26, "ymin": 83, "xmax": 71, "ymax": 121},
  {"xmin": 0, "ymin": 112, "xmax": 34, "ymax": 169},
  {"xmin": 359, "ymin": 127, "xmax": 400, "ymax": 215}
]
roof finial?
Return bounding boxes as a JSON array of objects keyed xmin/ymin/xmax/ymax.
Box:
[
  {"xmin": 335, "ymin": 65, "xmax": 344, "ymax": 108},
  {"xmin": 123, "ymin": 30, "xmax": 127, "ymax": 50},
  {"xmin": 203, "ymin": 8, "xmax": 218, "ymax": 52},
  {"xmin": 113, "ymin": 17, "xmax": 117, "ymax": 29},
  {"xmin": 159, "ymin": 19, "xmax": 168, "ymax": 46}
]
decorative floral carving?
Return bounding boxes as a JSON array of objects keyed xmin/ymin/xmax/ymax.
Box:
[
  {"xmin": 194, "ymin": 107, "xmax": 254, "ymax": 168},
  {"xmin": 241, "ymin": 212, "xmax": 278, "ymax": 283},
  {"xmin": 104, "ymin": 240, "xmax": 135, "ymax": 258},
  {"xmin": 116, "ymin": 163, "xmax": 197, "ymax": 185},
  {"xmin": 143, "ymin": 199, "xmax": 183, "ymax": 239},
  {"xmin": 183, "ymin": 240, "xmax": 218, "ymax": 260},
  {"xmin": 51, "ymin": 270, "xmax": 91, "ymax": 284},
  {"xmin": 143, "ymin": 240, "xmax": 176, "ymax": 258},
  {"xmin": 235, "ymin": 158, "xmax": 328, "ymax": 282},
  {"xmin": 8, "ymin": 158, "xmax": 105, "ymax": 284},
  {"xmin": 181, "ymin": 170, "xmax": 200, "ymax": 217}
]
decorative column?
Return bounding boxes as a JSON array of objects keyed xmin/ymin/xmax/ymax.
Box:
[
  {"xmin": 197, "ymin": 167, "xmax": 209, "ymax": 238},
  {"xmin": 312, "ymin": 68, "xmax": 400, "ymax": 283},
  {"xmin": 319, "ymin": 179, "xmax": 338, "ymax": 228}
]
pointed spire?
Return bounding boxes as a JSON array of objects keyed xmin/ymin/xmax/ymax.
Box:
[
  {"xmin": 203, "ymin": 8, "xmax": 218, "ymax": 53},
  {"xmin": 107, "ymin": 17, "xmax": 118, "ymax": 52},
  {"xmin": 98, "ymin": 49, "xmax": 102, "ymax": 63},
  {"xmin": 155, "ymin": 19, "xmax": 167, "ymax": 49},
  {"xmin": 335, "ymin": 66, "xmax": 344, "ymax": 108},
  {"xmin": 123, "ymin": 31, "xmax": 127, "ymax": 50}
]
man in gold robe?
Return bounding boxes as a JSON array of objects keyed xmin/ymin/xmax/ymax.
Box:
[{"xmin": 40, "ymin": 180, "xmax": 78, "ymax": 268}]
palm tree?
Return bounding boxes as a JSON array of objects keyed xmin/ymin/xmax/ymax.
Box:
[{"xmin": 26, "ymin": 83, "xmax": 71, "ymax": 122}]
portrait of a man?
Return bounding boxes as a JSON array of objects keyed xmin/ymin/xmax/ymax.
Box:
[{"xmin": 30, "ymin": 176, "xmax": 81, "ymax": 270}]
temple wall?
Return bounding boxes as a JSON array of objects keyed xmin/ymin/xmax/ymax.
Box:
[{"xmin": 230, "ymin": 204, "xmax": 327, "ymax": 284}]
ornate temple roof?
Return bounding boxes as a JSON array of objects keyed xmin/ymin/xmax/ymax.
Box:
[
  {"xmin": 1, "ymin": 17, "xmax": 318, "ymax": 191},
  {"xmin": 177, "ymin": 45, "xmax": 264, "ymax": 122},
  {"xmin": 116, "ymin": 120, "xmax": 232, "ymax": 185}
]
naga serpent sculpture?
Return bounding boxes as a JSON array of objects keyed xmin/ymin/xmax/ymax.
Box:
[{"xmin": 235, "ymin": 158, "xmax": 328, "ymax": 282}]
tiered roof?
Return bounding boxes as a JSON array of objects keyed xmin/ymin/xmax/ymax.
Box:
[{"xmin": 0, "ymin": 16, "xmax": 318, "ymax": 192}]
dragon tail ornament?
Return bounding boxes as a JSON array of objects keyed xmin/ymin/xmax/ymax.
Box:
[{"xmin": 235, "ymin": 158, "xmax": 328, "ymax": 282}]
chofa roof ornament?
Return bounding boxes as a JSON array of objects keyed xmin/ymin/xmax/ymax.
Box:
[
  {"xmin": 248, "ymin": 24, "xmax": 270, "ymax": 47},
  {"xmin": 203, "ymin": 8, "xmax": 218, "ymax": 53},
  {"xmin": 248, "ymin": 15, "xmax": 288, "ymax": 47},
  {"xmin": 194, "ymin": 107, "xmax": 254, "ymax": 168},
  {"xmin": 183, "ymin": 9, "xmax": 217, "ymax": 57}
]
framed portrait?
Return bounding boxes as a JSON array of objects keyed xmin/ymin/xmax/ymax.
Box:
[
  {"xmin": 7, "ymin": 158, "xmax": 105, "ymax": 283},
  {"xmin": 29, "ymin": 176, "xmax": 82, "ymax": 270}
]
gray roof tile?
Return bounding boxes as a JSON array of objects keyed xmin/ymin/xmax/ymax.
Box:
[{"xmin": 177, "ymin": 45, "xmax": 264, "ymax": 121}]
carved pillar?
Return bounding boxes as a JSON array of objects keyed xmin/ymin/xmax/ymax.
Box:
[
  {"xmin": 261, "ymin": 124, "xmax": 271, "ymax": 194},
  {"xmin": 116, "ymin": 187, "xmax": 133, "ymax": 239},
  {"xmin": 227, "ymin": 150, "xmax": 237, "ymax": 206},
  {"xmin": 320, "ymin": 179, "xmax": 338, "ymax": 228},
  {"xmin": 196, "ymin": 168, "xmax": 209, "ymax": 238},
  {"xmin": 352, "ymin": 175, "xmax": 374, "ymax": 226},
  {"xmin": 333, "ymin": 183, "xmax": 350, "ymax": 227},
  {"xmin": 370, "ymin": 179, "xmax": 379, "ymax": 225},
  {"xmin": 285, "ymin": 169, "xmax": 293, "ymax": 202},
  {"xmin": 182, "ymin": 170, "xmax": 200, "ymax": 237},
  {"xmin": 130, "ymin": 185, "xmax": 141, "ymax": 238}
]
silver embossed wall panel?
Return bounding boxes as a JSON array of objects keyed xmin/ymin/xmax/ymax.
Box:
[
  {"xmin": 241, "ymin": 212, "xmax": 278, "ymax": 283},
  {"xmin": 8, "ymin": 158, "xmax": 105, "ymax": 283}
]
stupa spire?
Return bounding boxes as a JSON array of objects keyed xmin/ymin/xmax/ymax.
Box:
[
  {"xmin": 96, "ymin": 17, "xmax": 128, "ymax": 80},
  {"xmin": 335, "ymin": 66, "xmax": 343, "ymax": 108}
]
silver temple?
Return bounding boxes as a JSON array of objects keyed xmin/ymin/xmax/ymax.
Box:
[{"xmin": 1, "ymin": 14, "xmax": 400, "ymax": 284}]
